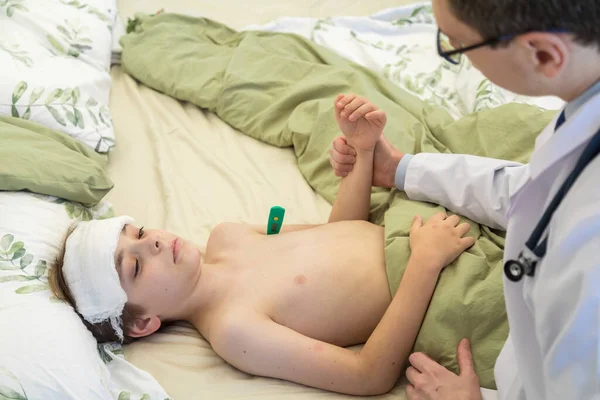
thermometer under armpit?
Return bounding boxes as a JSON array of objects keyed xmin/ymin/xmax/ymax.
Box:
[{"xmin": 266, "ymin": 206, "xmax": 286, "ymax": 235}]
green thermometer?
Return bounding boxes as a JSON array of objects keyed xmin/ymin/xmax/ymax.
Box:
[{"xmin": 267, "ymin": 206, "xmax": 286, "ymax": 235}]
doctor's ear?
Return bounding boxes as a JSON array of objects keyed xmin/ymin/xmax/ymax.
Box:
[
  {"xmin": 126, "ymin": 315, "xmax": 161, "ymax": 338},
  {"xmin": 517, "ymin": 32, "xmax": 569, "ymax": 78}
]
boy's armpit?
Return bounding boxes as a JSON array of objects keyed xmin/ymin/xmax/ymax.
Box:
[{"xmin": 209, "ymin": 313, "xmax": 382, "ymax": 396}]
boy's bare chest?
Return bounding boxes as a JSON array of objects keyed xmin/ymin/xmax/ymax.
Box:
[{"xmin": 206, "ymin": 223, "xmax": 391, "ymax": 345}]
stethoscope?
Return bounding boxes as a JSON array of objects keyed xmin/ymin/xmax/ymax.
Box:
[{"xmin": 504, "ymin": 112, "xmax": 600, "ymax": 282}]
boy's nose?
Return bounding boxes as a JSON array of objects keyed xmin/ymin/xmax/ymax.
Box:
[{"xmin": 146, "ymin": 235, "xmax": 162, "ymax": 254}]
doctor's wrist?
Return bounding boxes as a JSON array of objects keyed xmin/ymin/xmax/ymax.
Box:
[{"xmin": 377, "ymin": 150, "xmax": 404, "ymax": 189}]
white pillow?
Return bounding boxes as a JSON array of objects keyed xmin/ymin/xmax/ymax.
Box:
[
  {"xmin": 0, "ymin": 0, "xmax": 117, "ymax": 152},
  {"xmin": 0, "ymin": 192, "xmax": 170, "ymax": 400}
]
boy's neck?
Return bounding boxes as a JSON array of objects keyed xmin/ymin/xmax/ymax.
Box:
[{"xmin": 181, "ymin": 261, "xmax": 236, "ymax": 336}]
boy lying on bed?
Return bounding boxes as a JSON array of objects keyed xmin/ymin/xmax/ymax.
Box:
[{"xmin": 49, "ymin": 94, "xmax": 475, "ymax": 396}]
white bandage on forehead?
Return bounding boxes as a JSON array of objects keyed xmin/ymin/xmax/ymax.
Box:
[{"xmin": 63, "ymin": 216, "xmax": 134, "ymax": 342}]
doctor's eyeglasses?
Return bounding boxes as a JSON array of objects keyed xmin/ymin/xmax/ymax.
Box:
[
  {"xmin": 436, "ymin": 29, "xmax": 508, "ymax": 65},
  {"xmin": 437, "ymin": 29, "xmax": 568, "ymax": 65}
]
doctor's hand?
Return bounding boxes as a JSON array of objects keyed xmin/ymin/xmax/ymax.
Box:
[
  {"xmin": 406, "ymin": 339, "xmax": 483, "ymax": 400},
  {"xmin": 330, "ymin": 134, "xmax": 404, "ymax": 188}
]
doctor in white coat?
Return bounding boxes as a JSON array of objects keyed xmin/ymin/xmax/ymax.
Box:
[{"xmin": 330, "ymin": 0, "xmax": 600, "ymax": 399}]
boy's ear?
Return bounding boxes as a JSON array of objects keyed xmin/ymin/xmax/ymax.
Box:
[
  {"xmin": 517, "ymin": 32, "xmax": 568, "ymax": 78},
  {"xmin": 126, "ymin": 315, "xmax": 161, "ymax": 338}
]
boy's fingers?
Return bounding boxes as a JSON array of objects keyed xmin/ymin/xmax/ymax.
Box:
[
  {"xmin": 337, "ymin": 93, "xmax": 356, "ymax": 110},
  {"xmin": 349, "ymin": 103, "xmax": 376, "ymax": 121},
  {"xmin": 460, "ymin": 236, "xmax": 476, "ymax": 248},
  {"xmin": 365, "ymin": 110, "xmax": 386, "ymax": 123},
  {"xmin": 445, "ymin": 215, "xmax": 461, "ymax": 227},
  {"xmin": 410, "ymin": 215, "xmax": 423, "ymax": 234},
  {"xmin": 430, "ymin": 212, "xmax": 448, "ymax": 222},
  {"xmin": 456, "ymin": 222, "xmax": 471, "ymax": 236},
  {"xmin": 341, "ymin": 97, "xmax": 365, "ymax": 117},
  {"xmin": 335, "ymin": 93, "xmax": 345, "ymax": 106}
]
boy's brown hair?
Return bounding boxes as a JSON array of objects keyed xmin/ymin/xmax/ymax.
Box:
[{"xmin": 448, "ymin": 0, "xmax": 600, "ymax": 50}]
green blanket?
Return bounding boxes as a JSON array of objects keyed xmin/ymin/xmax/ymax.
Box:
[
  {"xmin": 0, "ymin": 116, "xmax": 112, "ymax": 206},
  {"xmin": 121, "ymin": 14, "xmax": 555, "ymax": 388}
]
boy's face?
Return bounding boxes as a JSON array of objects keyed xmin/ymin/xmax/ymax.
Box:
[
  {"xmin": 114, "ymin": 224, "xmax": 202, "ymax": 324},
  {"xmin": 432, "ymin": 0, "xmax": 565, "ymax": 98}
]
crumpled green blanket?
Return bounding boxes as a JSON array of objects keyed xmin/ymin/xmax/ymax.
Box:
[{"xmin": 120, "ymin": 13, "xmax": 555, "ymax": 388}]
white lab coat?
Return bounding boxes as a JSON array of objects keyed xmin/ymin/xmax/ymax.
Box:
[{"xmin": 403, "ymin": 92, "xmax": 600, "ymax": 400}]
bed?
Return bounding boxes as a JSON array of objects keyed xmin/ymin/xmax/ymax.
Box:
[
  {"xmin": 104, "ymin": 0, "xmax": 567, "ymax": 398},
  {"xmin": 106, "ymin": 1, "xmax": 439, "ymax": 399}
]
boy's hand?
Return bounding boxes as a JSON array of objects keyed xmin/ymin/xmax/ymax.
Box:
[
  {"xmin": 334, "ymin": 94, "xmax": 386, "ymax": 152},
  {"xmin": 409, "ymin": 213, "xmax": 475, "ymax": 271}
]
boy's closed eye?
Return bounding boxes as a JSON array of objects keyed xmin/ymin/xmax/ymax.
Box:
[{"xmin": 134, "ymin": 226, "xmax": 145, "ymax": 278}]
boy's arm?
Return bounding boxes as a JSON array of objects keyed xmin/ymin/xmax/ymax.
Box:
[
  {"xmin": 328, "ymin": 148, "xmax": 374, "ymax": 223},
  {"xmin": 211, "ymin": 252, "xmax": 442, "ymax": 396},
  {"xmin": 328, "ymin": 94, "xmax": 386, "ymax": 223}
]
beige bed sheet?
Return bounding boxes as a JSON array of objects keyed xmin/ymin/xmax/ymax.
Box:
[{"xmin": 108, "ymin": 0, "xmax": 418, "ymax": 399}]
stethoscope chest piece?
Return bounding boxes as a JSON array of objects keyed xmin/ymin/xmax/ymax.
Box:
[
  {"xmin": 504, "ymin": 251, "xmax": 538, "ymax": 282},
  {"xmin": 504, "ymin": 258, "xmax": 526, "ymax": 282}
]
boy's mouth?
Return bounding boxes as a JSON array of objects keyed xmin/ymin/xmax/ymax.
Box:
[{"xmin": 172, "ymin": 238, "xmax": 181, "ymax": 263}]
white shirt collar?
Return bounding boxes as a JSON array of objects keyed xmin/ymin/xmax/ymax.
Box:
[{"xmin": 564, "ymin": 79, "xmax": 600, "ymax": 119}]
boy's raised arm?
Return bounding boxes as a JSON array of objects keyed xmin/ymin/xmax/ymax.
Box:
[{"xmin": 329, "ymin": 94, "xmax": 386, "ymax": 223}]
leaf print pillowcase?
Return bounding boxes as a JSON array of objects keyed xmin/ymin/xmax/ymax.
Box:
[{"xmin": 0, "ymin": 0, "xmax": 118, "ymax": 152}]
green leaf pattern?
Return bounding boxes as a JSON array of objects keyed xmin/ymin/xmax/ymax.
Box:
[
  {"xmin": 118, "ymin": 392, "xmax": 131, "ymax": 400},
  {"xmin": 471, "ymin": 68, "xmax": 507, "ymax": 112},
  {"xmin": 392, "ymin": 5, "xmax": 435, "ymax": 26},
  {"xmin": 116, "ymin": 392, "xmax": 162, "ymax": 400},
  {"xmin": 60, "ymin": 0, "xmax": 113, "ymax": 30},
  {"xmin": 310, "ymin": 17, "xmax": 334, "ymax": 41},
  {"xmin": 0, "ymin": 369, "xmax": 28, "ymax": 400},
  {"xmin": 0, "ymin": 0, "xmax": 28, "ymax": 18},
  {"xmin": 0, "ymin": 234, "xmax": 50, "ymax": 295},
  {"xmin": 52, "ymin": 197, "xmax": 115, "ymax": 220},
  {"xmin": 47, "ymin": 19, "xmax": 93, "ymax": 58},
  {"xmin": 0, "ymin": 41, "xmax": 33, "ymax": 67},
  {"xmin": 9, "ymin": 82, "xmax": 111, "ymax": 133}
]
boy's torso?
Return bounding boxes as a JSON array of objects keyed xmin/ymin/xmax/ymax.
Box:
[{"xmin": 201, "ymin": 221, "xmax": 391, "ymax": 346}]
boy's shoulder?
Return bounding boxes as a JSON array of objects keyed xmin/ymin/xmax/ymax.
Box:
[
  {"xmin": 207, "ymin": 222, "xmax": 258, "ymax": 251},
  {"xmin": 207, "ymin": 305, "xmax": 267, "ymax": 349}
]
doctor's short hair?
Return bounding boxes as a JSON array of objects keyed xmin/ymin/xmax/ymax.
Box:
[{"xmin": 448, "ymin": 0, "xmax": 600, "ymax": 50}]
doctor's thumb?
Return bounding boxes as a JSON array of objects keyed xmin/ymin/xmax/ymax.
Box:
[{"xmin": 457, "ymin": 338, "xmax": 476, "ymax": 377}]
